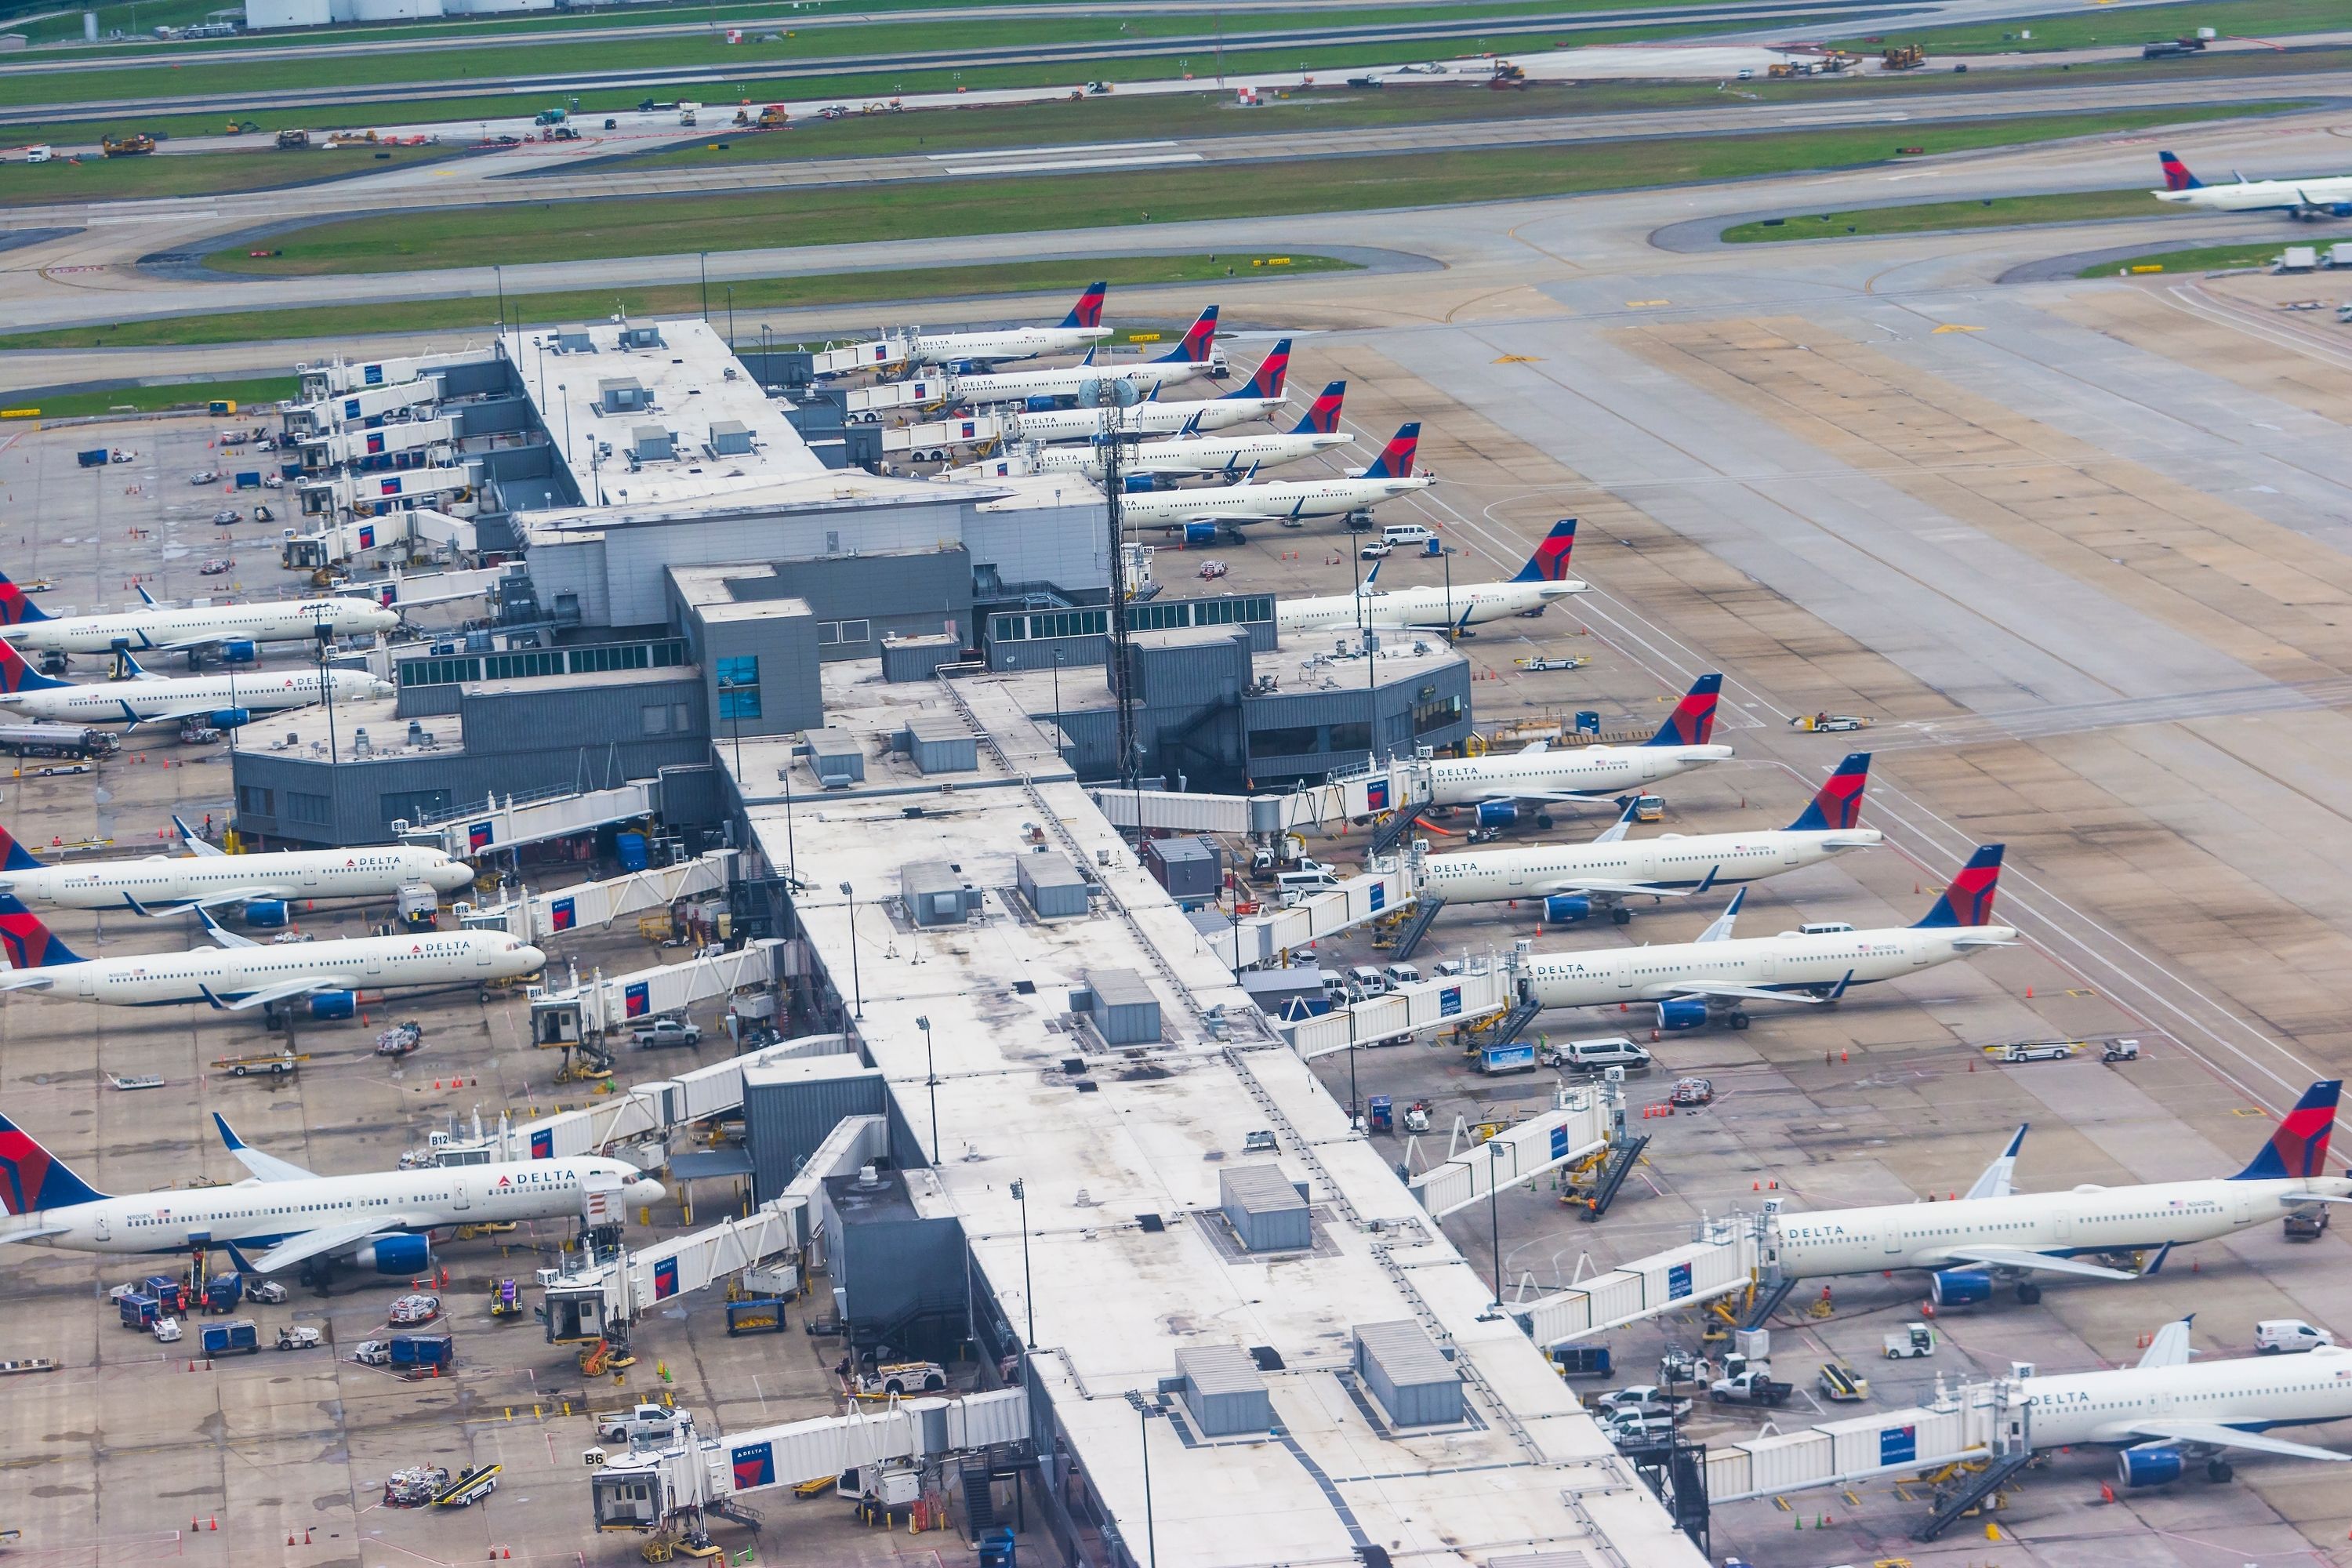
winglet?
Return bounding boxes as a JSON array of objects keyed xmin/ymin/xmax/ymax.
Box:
[
  {"xmin": 2229, "ymin": 1080, "xmax": 2342, "ymax": 1181},
  {"xmin": 110, "ymin": 645, "xmax": 151, "ymax": 682},
  {"xmin": 1788, "ymin": 753, "xmax": 1871, "ymax": 833},
  {"xmin": 1642, "ymin": 673, "xmax": 1723, "ymax": 748},
  {"xmin": 212, "ymin": 1111, "xmax": 250, "ymax": 1155},
  {"xmin": 196, "ymin": 906, "xmax": 261, "ymax": 950},
  {"xmin": 1964, "ymin": 1123, "xmax": 2029, "ymax": 1202},
  {"xmin": 0, "ymin": 570, "xmax": 53, "ymax": 626},
  {"xmin": 1359, "ymin": 558, "xmax": 1382, "ymax": 593},
  {"xmin": 172, "ymin": 815, "xmax": 226, "ymax": 858},
  {"xmin": 2140, "ymin": 1241, "xmax": 2174, "ymax": 1278},
  {"xmin": 2136, "ymin": 1315, "xmax": 2197, "ymax": 1370},
  {"xmin": 1824, "ymin": 968, "xmax": 1855, "ymax": 1000},
  {"xmin": 1512, "ymin": 520, "xmax": 1579, "ymax": 583},
  {"xmin": 1913, "ymin": 844, "xmax": 2004, "ymax": 929},
  {"xmin": 1697, "ymin": 887, "xmax": 1745, "ymax": 943},
  {"xmin": 1290, "ymin": 379, "xmax": 1344, "ymax": 435},
  {"xmin": 1591, "ymin": 797, "xmax": 1641, "ymax": 846}
]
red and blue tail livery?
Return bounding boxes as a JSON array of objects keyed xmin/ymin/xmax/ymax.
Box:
[
  {"xmin": 0, "ymin": 1110, "xmax": 110, "ymax": 1214},
  {"xmin": 0, "ymin": 893, "xmax": 84, "ymax": 969},
  {"xmin": 1357, "ymin": 423, "xmax": 1420, "ymax": 480},
  {"xmin": 2230, "ymin": 1080, "xmax": 2341, "ymax": 1181},
  {"xmin": 2158, "ymin": 150, "xmax": 2203, "ymax": 191},
  {"xmin": 1290, "ymin": 379, "xmax": 1345, "ymax": 435},
  {"xmin": 1512, "ymin": 521, "xmax": 1578, "ymax": 583},
  {"xmin": 0, "ymin": 571, "xmax": 53, "ymax": 626},
  {"xmin": 1642, "ymin": 673, "xmax": 1722, "ymax": 748},
  {"xmin": 1061, "ymin": 282, "xmax": 1108, "ymax": 330},
  {"xmin": 0, "ymin": 637, "xmax": 68, "ymax": 694},
  {"xmin": 0, "ymin": 822, "xmax": 43, "ymax": 875},
  {"xmin": 1229, "ymin": 338, "xmax": 1291, "ymax": 401},
  {"xmin": 1788, "ymin": 753, "xmax": 1871, "ymax": 833},
  {"xmin": 1913, "ymin": 844, "xmax": 2004, "ymax": 928},
  {"xmin": 1155, "ymin": 306, "xmax": 1219, "ymax": 365}
]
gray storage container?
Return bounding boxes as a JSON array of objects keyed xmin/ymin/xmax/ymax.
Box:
[
  {"xmin": 901, "ymin": 715, "xmax": 978, "ymax": 776},
  {"xmin": 1218, "ymin": 1163, "xmax": 1310, "ymax": 1253},
  {"xmin": 1353, "ymin": 1320, "xmax": 1463, "ymax": 1427},
  {"xmin": 1175, "ymin": 1344, "xmax": 1272, "ymax": 1438},
  {"xmin": 632, "ymin": 424, "xmax": 675, "ymax": 461},
  {"xmin": 902, "ymin": 861, "xmax": 982, "ymax": 927},
  {"xmin": 1086, "ymin": 967, "xmax": 1160, "ymax": 1045},
  {"xmin": 880, "ymin": 633, "xmax": 960, "ymax": 684},
  {"xmin": 1016, "ymin": 851, "xmax": 1090, "ymax": 920},
  {"xmin": 804, "ymin": 728, "xmax": 864, "ymax": 788},
  {"xmin": 709, "ymin": 419, "xmax": 752, "ymax": 456},
  {"xmin": 596, "ymin": 375, "xmax": 645, "ymax": 412},
  {"xmin": 1143, "ymin": 834, "xmax": 1223, "ymax": 900}
]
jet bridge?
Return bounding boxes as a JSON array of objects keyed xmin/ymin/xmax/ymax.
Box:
[
  {"xmin": 1409, "ymin": 1087, "xmax": 1613, "ymax": 1219},
  {"xmin": 809, "ymin": 336, "xmax": 910, "ymax": 378},
  {"xmin": 1514, "ymin": 1217, "xmax": 1766, "ymax": 1346},
  {"xmin": 401, "ymin": 780, "xmax": 659, "ymax": 858},
  {"xmin": 1209, "ymin": 869, "xmax": 1415, "ymax": 971},
  {"xmin": 494, "ymin": 1033, "xmax": 854, "ymax": 1162},
  {"xmin": 1700, "ymin": 1379, "xmax": 2025, "ymax": 1507},
  {"xmin": 283, "ymin": 506, "xmax": 477, "ymax": 572},
  {"xmin": 1090, "ymin": 759, "xmax": 1430, "ymax": 837},
  {"xmin": 463, "ymin": 850, "xmax": 735, "ymax": 944},
  {"xmin": 880, "ymin": 412, "xmax": 1009, "ymax": 458},
  {"xmin": 1275, "ymin": 967, "xmax": 1512, "ymax": 1057}
]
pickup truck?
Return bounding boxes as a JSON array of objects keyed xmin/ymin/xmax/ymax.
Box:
[
  {"xmin": 597, "ymin": 1403, "xmax": 683, "ymax": 1444},
  {"xmin": 1709, "ymin": 1368, "xmax": 1794, "ymax": 1406},
  {"xmin": 1589, "ymin": 1385, "xmax": 1693, "ymax": 1421},
  {"xmin": 632, "ymin": 1018, "xmax": 702, "ymax": 1049}
]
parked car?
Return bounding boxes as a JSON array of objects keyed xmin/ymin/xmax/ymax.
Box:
[
  {"xmin": 1544, "ymin": 1036, "xmax": 1652, "ymax": 1073},
  {"xmin": 2256, "ymin": 1319, "xmax": 2333, "ymax": 1354},
  {"xmin": 199, "ymin": 558, "xmax": 234, "ymax": 575},
  {"xmin": 632, "ymin": 1017, "xmax": 702, "ymax": 1049}
]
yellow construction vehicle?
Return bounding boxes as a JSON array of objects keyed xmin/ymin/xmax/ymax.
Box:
[
  {"xmin": 101, "ymin": 133, "xmax": 157, "ymax": 157},
  {"xmin": 756, "ymin": 103, "xmax": 789, "ymax": 129},
  {"xmin": 1881, "ymin": 43, "xmax": 1926, "ymax": 68},
  {"xmin": 579, "ymin": 1338, "xmax": 638, "ymax": 1377}
]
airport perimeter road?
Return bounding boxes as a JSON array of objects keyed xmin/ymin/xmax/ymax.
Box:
[{"xmin": 3, "ymin": 72, "xmax": 2340, "ymax": 267}]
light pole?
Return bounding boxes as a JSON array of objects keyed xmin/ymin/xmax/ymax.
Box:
[
  {"xmin": 918, "ymin": 1014, "xmax": 938, "ymax": 1163},
  {"xmin": 699, "ymin": 250, "xmax": 710, "ymax": 323},
  {"xmin": 1486, "ymin": 1140, "xmax": 1507, "ymax": 1312},
  {"xmin": 1010, "ymin": 1178, "xmax": 1035, "ymax": 1350},
  {"xmin": 494, "ymin": 263, "xmax": 506, "ymax": 336},
  {"xmin": 1441, "ymin": 545, "xmax": 1457, "ymax": 641},
  {"xmin": 838, "ymin": 880, "xmax": 862, "ymax": 1020},
  {"xmin": 1124, "ymin": 1391, "xmax": 1160, "ymax": 1568},
  {"xmin": 1050, "ymin": 648, "xmax": 1064, "ymax": 757},
  {"xmin": 781, "ymin": 732, "xmax": 798, "ymax": 887}
]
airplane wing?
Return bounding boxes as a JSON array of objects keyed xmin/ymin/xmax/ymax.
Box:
[
  {"xmin": 1697, "ymin": 887, "xmax": 1746, "ymax": 942},
  {"xmin": 115, "ymin": 697, "xmax": 237, "ymax": 731},
  {"xmin": 245, "ymin": 1218, "xmax": 405, "ymax": 1275},
  {"xmin": 1649, "ymin": 970, "xmax": 1857, "ymax": 1007},
  {"xmin": 1936, "ymin": 1245, "xmax": 2137, "ymax": 1281},
  {"xmin": 196, "ymin": 908, "xmax": 263, "ymax": 949},
  {"xmin": 2111, "ymin": 1422, "xmax": 2350, "ymax": 1463},
  {"xmin": 1535, "ymin": 877, "xmax": 1716, "ymax": 900},
  {"xmin": 1462, "ymin": 788, "xmax": 1621, "ymax": 806},
  {"xmin": 212, "ymin": 1112, "xmax": 316, "ymax": 1182},
  {"xmin": 172, "ymin": 815, "xmax": 227, "ymax": 858},
  {"xmin": 126, "ymin": 887, "xmax": 285, "ymax": 916},
  {"xmin": 200, "ymin": 976, "xmax": 359, "ymax": 1012},
  {"xmin": 1964, "ymin": 1124, "xmax": 2029, "ymax": 1201},
  {"xmin": 2136, "ymin": 1316, "xmax": 2195, "ymax": 1370}
]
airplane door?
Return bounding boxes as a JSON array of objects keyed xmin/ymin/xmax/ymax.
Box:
[
  {"xmin": 93, "ymin": 1210, "xmax": 109, "ymax": 1243},
  {"xmin": 77, "ymin": 971, "xmax": 96, "ymax": 1000},
  {"xmin": 1613, "ymin": 960, "xmax": 1634, "ymax": 992},
  {"xmin": 474, "ymin": 944, "xmax": 493, "ymax": 969},
  {"xmin": 364, "ymin": 953, "xmax": 384, "ymax": 980},
  {"xmin": 451, "ymin": 1177, "xmax": 470, "ymax": 1212},
  {"xmin": 2052, "ymin": 1209, "xmax": 2072, "ymax": 1242},
  {"xmin": 300, "ymin": 865, "xmax": 320, "ymax": 888},
  {"xmin": 1882, "ymin": 1220, "xmax": 1901, "ymax": 1256}
]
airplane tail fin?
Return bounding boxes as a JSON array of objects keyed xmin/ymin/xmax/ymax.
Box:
[
  {"xmin": 1290, "ymin": 379, "xmax": 1344, "ymax": 434},
  {"xmin": 1512, "ymin": 520, "xmax": 1579, "ymax": 583},
  {"xmin": 0, "ymin": 1110, "xmax": 110, "ymax": 1213},
  {"xmin": 1787, "ymin": 753, "xmax": 1871, "ymax": 832},
  {"xmin": 1911, "ymin": 844, "xmax": 2005, "ymax": 928},
  {"xmin": 2229, "ymin": 1080, "xmax": 2342, "ymax": 1181},
  {"xmin": 1061, "ymin": 281, "xmax": 1108, "ymax": 330},
  {"xmin": 0, "ymin": 893, "xmax": 84, "ymax": 967},
  {"xmin": 2158, "ymin": 150, "xmax": 2203, "ymax": 191},
  {"xmin": 0, "ymin": 571, "xmax": 53, "ymax": 626},
  {"xmin": 1225, "ymin": 338, "xmax": 1290, "ymax": 401},
  {"xmin": 0, "ymin": 636, "xmax": 69, "ymax": 694},
  {"xmin": 0, "ymin": 823, "xmax": 44, "ymax": 874},
  {"xmin": 1155, "ymin": 306, "xmax": 1218, "ymax": 364},
  {"xmin": 1356, "ymin": 423, "xmax": 1420, "ymax": 480},
  {"xmin": 1642, "ymin": 673, "xmax": 1722, "ymax": 747}
]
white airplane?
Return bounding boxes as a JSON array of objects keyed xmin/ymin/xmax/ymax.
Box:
[
  {"xmin": 1519, "ymin": 843, "xmax": 2013, "ymax": 1031},
  {"xmin": 958, "ymin": 380, "xmax": 1352, "ymax": 484},
  {"xmin": 0, "ymin": 894, "xmax": 543, "ymax": 1016},
  {"xmin": 1772, "ymin": 1079, "xmax": 2351, "ymax": 1306},
  {"xmin": 2151, "ymin": 148, "xmax": 2352, "ymax": 218},
  {"xmin": 1426, "ymin": 673, "xmax": 1733, "ymax": 828},
  {"xmin": 0, "ymin": 638, "xmax": 390, "ymax": 731},
  {"xmin": 0, "ymin": 570, "xmax": 401, "ymax": 657},
  {"xmin": 1008, "ymin": 339, "xmax": 1291, "ymax": 442},
  {"xmin": 946, "ymin": 307, "xmax": 1223, "ymax": 406},
  {"xmin": 0, "ymin": 1108, "xmax": 662, "ymax": 1281},
  {"xmin": 1279, "ymin": 519, "xmax": 1587, "ymax": 638},
  {"xmin": 2027, "ymin": 1319, "xmax": 2352, "ymax": 1487},
  {"xmin": 1121, "ymin": 423, "xmax": 1433, "ymax": 543},
  {"xmin": 1423, "ymin": 751, "xmax": 1878, "ymax": 924},
  {"xmin": 909, "ymin": 282, "xmax": 1112, "ymax": 368},
  {"xmin": 0, "ymin": 815, "xmax": 473, "ymax": 924}
]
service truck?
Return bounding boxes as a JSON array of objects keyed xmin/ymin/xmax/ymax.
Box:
[{"xmin": 1709, "ymin": 1367, "xmax": 1794, "ymax": 1406}]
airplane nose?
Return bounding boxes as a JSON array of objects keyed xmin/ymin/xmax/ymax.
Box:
[
  {"xmin": 627, "ymin": 1178, "xmax": 667, "ymax": 1207},
  {"xmin": 516, "ymin": 945, "xmax": 546, "ymax": 971},
  {"xmin": 434, "ymin": 863, "xmax": 476, "ymax": 891}
]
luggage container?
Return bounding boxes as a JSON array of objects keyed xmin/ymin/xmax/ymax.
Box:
[
  {"xmin": 78, "ymin": 448, "xmax": 111, "ymax": 468},
  {"xmin": 725, "ymin": 1298, "xmax": 788, "ymax": 1336},
  {"xmin": 389, "ymin": 1333, "xmax": 454, "ymax": 1371},
  {"xmin": 199, "ymin": 1319, "xmax": 261, "ymax": 1357},
  {"xmin": 1476, "ymin": 1041, "xmax": 1538, "ymax": 1075}
]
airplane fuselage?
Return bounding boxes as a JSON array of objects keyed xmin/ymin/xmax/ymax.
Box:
[
  {"xmin": 1281, "ymin": 581, "xmax": 1584, "ymax": 636},
  {"xmin": 1425, "ymin": 826, "xmax": 1880, "ymax": 904},
  {"xmin": 1123, "ymin": 475, "xmax": 1433, "ymax": 528},
  {"xmin": 1035, "ymin": 431, "xmax": 1352, "ymax": 477},
  {"xmin": 1013, "ymin": 399, "xmax": 1276, "ymax": 442},
  {"xmin": 1, "ymin": 846, "xmax": 472, "ymax": 913},
  {"xmin": 1, "ymin": 599, "xmax": 400, "ymax": 655},
  {"xmin": 2154, "ymin": 177, "xmax": 2352, "ymax": 215},
  {"xmin": 952, "ymin": 361, "xmax": 1214, "ymax": 405},
  {"xmin": 1, "ymin": 667, "xmax": 389, "ymax": 727},
  {"xmin": 2024, "ymin": 1348, "xmax": 2352, "ymax": 1450},
  {"xmin": 5, "ymin": 931, "xmax": 543, "ymax": 1007},
  {"xmin": 1777, "ymin": 1174, "xmax": 2352, "ymax": 1279},
  {"xmin": 1521, "ymin": 921, "xmax": 2013, "ymax": 1009},
  {"xmin": 912, "ymin": 325, "xmax": 1110, "ymax": 366},
  {"xmin": 0, "ymin": 1157, "xmax": 641, "ymax": 1257},
  {"xmin": 1428, "ymin": 743, "xmax": 1733, "ymax": 805}
]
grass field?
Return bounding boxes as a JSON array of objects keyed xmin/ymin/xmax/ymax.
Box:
[
  {"xmin": 2078, "ymin": 238, "xmax": 2297, "ymax": 275},
  {"xmin": 1837, "ymin": 0, "xmax": 2346, "ymax": 54},
  {"xmin": 1722, "ymin": 187, "xmax": 2187, "ymax": 241},
  {"xmin": 0, "ymin": 141, "xmax": 459, "ymax": 205},
  {"xmin": 205, "ymin": 103, "xmax": 2284, "ymax": 276},
  {"xmin": 0, "ymin": 253, "xmax": 1352, "ymax": 350},
  {"xmin": 0, "ymin": 376, "xmax": 300, "ymax": 418}
]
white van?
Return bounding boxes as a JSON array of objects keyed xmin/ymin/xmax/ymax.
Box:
[
  {"xmin": 1275, "ymin": 865, "xmax": 1338, "ymax": 905},
  {"xmin": 1345, "ymin": 964, "xmax": 1388, "ymax": 1000},
  {"xmin": 1381, "ymin": 962, "xmax": 1421, "ymax": 989},
  {"xmin": 2256, "ymin": 1319, "xmax": 2333, "ymax": 1354},
  {"xmin": 1545, "ymin": 1036, "xmax": 1653, "ymax": 1073},
  {"xmin": 24, "ymin": 145, "xmax": 50, "ymax": 164},
  {"xmin": 1381, "ymin": 524, "xmax": 1438, "ymax": 549}
]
